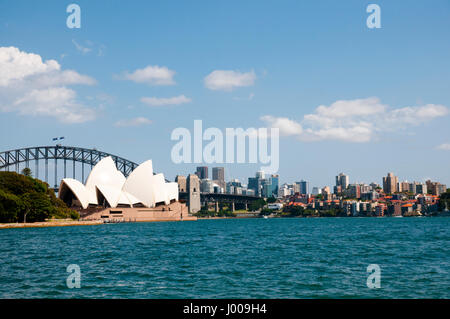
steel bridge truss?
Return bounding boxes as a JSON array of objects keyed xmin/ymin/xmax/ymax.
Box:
[{"xmin": 0, "ymin": 146, "xmax": 138, "ymax": 188}]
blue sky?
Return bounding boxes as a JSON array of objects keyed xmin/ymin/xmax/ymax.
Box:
[{"xmin": 1, "ymin": 0, "xmax": 449, "ymax": 188}]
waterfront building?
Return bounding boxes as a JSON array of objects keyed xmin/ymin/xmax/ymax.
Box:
[
  {"xmin": 361, "ymin": 191, "xmax": 379, "ymax": 201},
  {"xmin": 426, "ymin": 180, "xmax": 447, "ymax": 196},
  {"xmin": 375, "ymin": 205, "xmax": 385, "ymax": 216},
  {"xmin": 59, "ymin": 157, "xmax": 178, "ymax": 209}
]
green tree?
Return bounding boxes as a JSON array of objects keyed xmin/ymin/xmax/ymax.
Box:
[
  {"xmin": 249, "ymin": 198, "xmax": 267, "ymax": 211},
  {"xmin": 0, "ymin": 189, "xmax": 21, "ymax": 223},
  {"xmin": 21, "ymin": 167, "xmax": 32, "ymax": 177}
]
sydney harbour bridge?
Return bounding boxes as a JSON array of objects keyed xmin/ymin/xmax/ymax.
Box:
[
  {"xmin": 0, "ymin": 145, "xmax": 138, "ymax": 189},
  {"xmin": 0, "ymin": 145, "xmax": 261, "ymax": 209}
]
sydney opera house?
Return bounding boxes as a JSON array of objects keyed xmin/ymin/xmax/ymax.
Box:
[{"xmin": 58, "ymin": 157, "xmax": 195, "ymax": 222}]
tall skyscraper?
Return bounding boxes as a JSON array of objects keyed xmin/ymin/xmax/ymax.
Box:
[
  {"xmin": 298, "ymin": 180, "xmax": 309, "ymax": 195},
  {"xmin": 212, "ymin": 167, "xmax": 225, "ymax": 190},
  {"xmin": 383, "ymin": 172, "xmax": 398, "ymax": 194},
  {"xmin": 271, "ymin": 174, "xmax": 279, "ymax": 197},
  {"xmin": 212, "ymin": 167, "xmax": 224, "ymax": 182},
  {"xmin": 256, "ymin": 171, "xmax": 265, "ymax": 179},
  {"xmin": 336, "ymin": 173, "xmax": 349, "ymax": 190},
  {"xmin": 248, "ymin": 177, "xmax": 262, "ymax": 196},
  {"xmin": 195, "ymin": 166, "xmax": 208, "ymax": 179}
]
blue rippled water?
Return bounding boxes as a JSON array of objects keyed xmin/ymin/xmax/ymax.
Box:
[{"xmin": 0, "ymin": 218, "xmax": 449, "ymax": 298}]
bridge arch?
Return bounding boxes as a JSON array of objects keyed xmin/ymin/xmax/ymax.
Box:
[{"xmin": 0, "ymin": 145, "xmax": 138, "ymax": 188}]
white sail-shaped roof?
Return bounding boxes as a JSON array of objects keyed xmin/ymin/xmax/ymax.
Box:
[
  {"xmin": 122, "ymin": 191, "xmax": 142, "ymax": 206},
  {"xmin": 85, "ymin": 156, "xmax": 126, "ymax": 192},
  {"xmin": 122, "ymin": 160, "xmax": 156, "ymax": 208},
  {"xmin": 166, "ymin": 182, "xmax": 179, "ymax": 202},
  {"xmin": 59, "ymin": 178, "xmax": 90, "ymax": 209},
  {"xmin": 96, "ymin": 184, "xmax": 125, "ymax": 208},
  {"xmin": 153, "ymin": 173, "xmax": 170, "ymax": 205},
  {"xmin": 59, "ymin": 157, "xmax": 179, "ymax": 209}
]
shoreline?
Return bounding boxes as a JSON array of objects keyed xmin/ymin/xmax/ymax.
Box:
[
  {"xmin": 1, "ymin": 214, "xmax": 448, "ymax": 229},
  {"xmin": 0, "ymin": 220, "xmax": 103, "ymax": 229}
]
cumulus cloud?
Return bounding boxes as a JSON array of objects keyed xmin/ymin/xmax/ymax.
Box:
[
  {"xmin": 0, "ymin": 46, "xmax": 97, "ymax": 123},
  {"xmin": 140, "ymin": 95, "xmax": 191, "ymax": 107},
  {"xmin": 436, "ymin": 143, "xmax": 450, "ymax": 151},
  {"xmin": 123, "ymin": 65, "xmax": 175, "ymax": 85},
  {"xmin": 204, "ymin": 70, "xmax": 256, "ymax": 91},
  {"xmin": 260, "ymin": 115, "xmax": 303, "ymax": 136},
  {"xmin": 114, "ymin": 117, "xmax": 152, "ymax": 127},
  {"xmin": 261, "ymin": 97, "xmax": 448, "ymax": 143}
]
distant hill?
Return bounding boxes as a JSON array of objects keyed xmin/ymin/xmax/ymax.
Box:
[{"xmin": 0, "ymin": 171, "xmax": 79, "ymax": 223}]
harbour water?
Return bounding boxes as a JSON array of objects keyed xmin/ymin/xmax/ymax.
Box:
[{"xmin": 0, "ymin": 218, "xmax": 448, "ymax": 298}]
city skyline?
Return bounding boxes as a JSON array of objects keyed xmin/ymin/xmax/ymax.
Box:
[
  {"xmin": 187, "ymin": 166, "xmax": 446, "ymax": 199},
  {"xmin": 1, "ymin": 1, "xmax": 450, "ymax": 188}
]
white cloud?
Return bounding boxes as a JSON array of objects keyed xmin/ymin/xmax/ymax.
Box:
[
  {"xmin": 260, "ymin": 115, "xmax": 303, "ymax": 136},
  {"xmin": 123, "ymin": 65, "xmax": 175, "ymax": 85},
  {"xmin": 261, "ymin": 97, "xmax": 448, "ymax": 143},
  {"xmin": 436, "ymin": 143, "xmax": 450, "ymax": 151},
  {"xmin": 13, "ymin": 87, "xmax": 96, "ymax": 124},
  {"xmin": 204, "ymin": 70, "xmax": 256, "ymax": 91},
  {"xmin": 72, "ymin": 39, "xmax": 92, "ymax": 54},
  {"xmin": 0, "ymin": 46, "xmax": 97, "ymax": 123},
  {"xmin": 0, "ymin": 46, "xmax": 60, "ymax": 86},
  {"xmin": 114, "ymin": 117, "xmax": 152, "ymax": 127},
  {"xmin": 313, "ymin": 97, "xmax": 387, "ymax": 118},
  {"xmin": 140, "ymin": 95, "xmax": 191, "ymax": 107}
]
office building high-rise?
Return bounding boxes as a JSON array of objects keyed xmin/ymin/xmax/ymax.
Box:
[
  {"xmin": 256, "ymin": 171, "xmax": 265, "ymax": 179},
  {"xmin": 336, "ymin": 173, "xmax": 349, "ymax": 190},
  {"xmin": 248, "ymin": 177, "xmax": 262, "ymax": 197},
  {"xmin": 212, "ymin": 167, "xmax": 224, "ymax": 182},
  {"xmin": 195, "ymin": 166, "xmax": 208, "ymax": 179},
  {"xmin": 212, "ymin": 167, "xmax": 225, "ymax": 190},
  {"xmin": 383, "ymin": 172, "xmax": 398, "ymax": 194},
  {"xmin": 270, "ymin": 174, "xmax": 279, "ymax": 197},
  {"xmin": 298, "ymin": 180, "xmax": 309, "ymax": 195}
]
